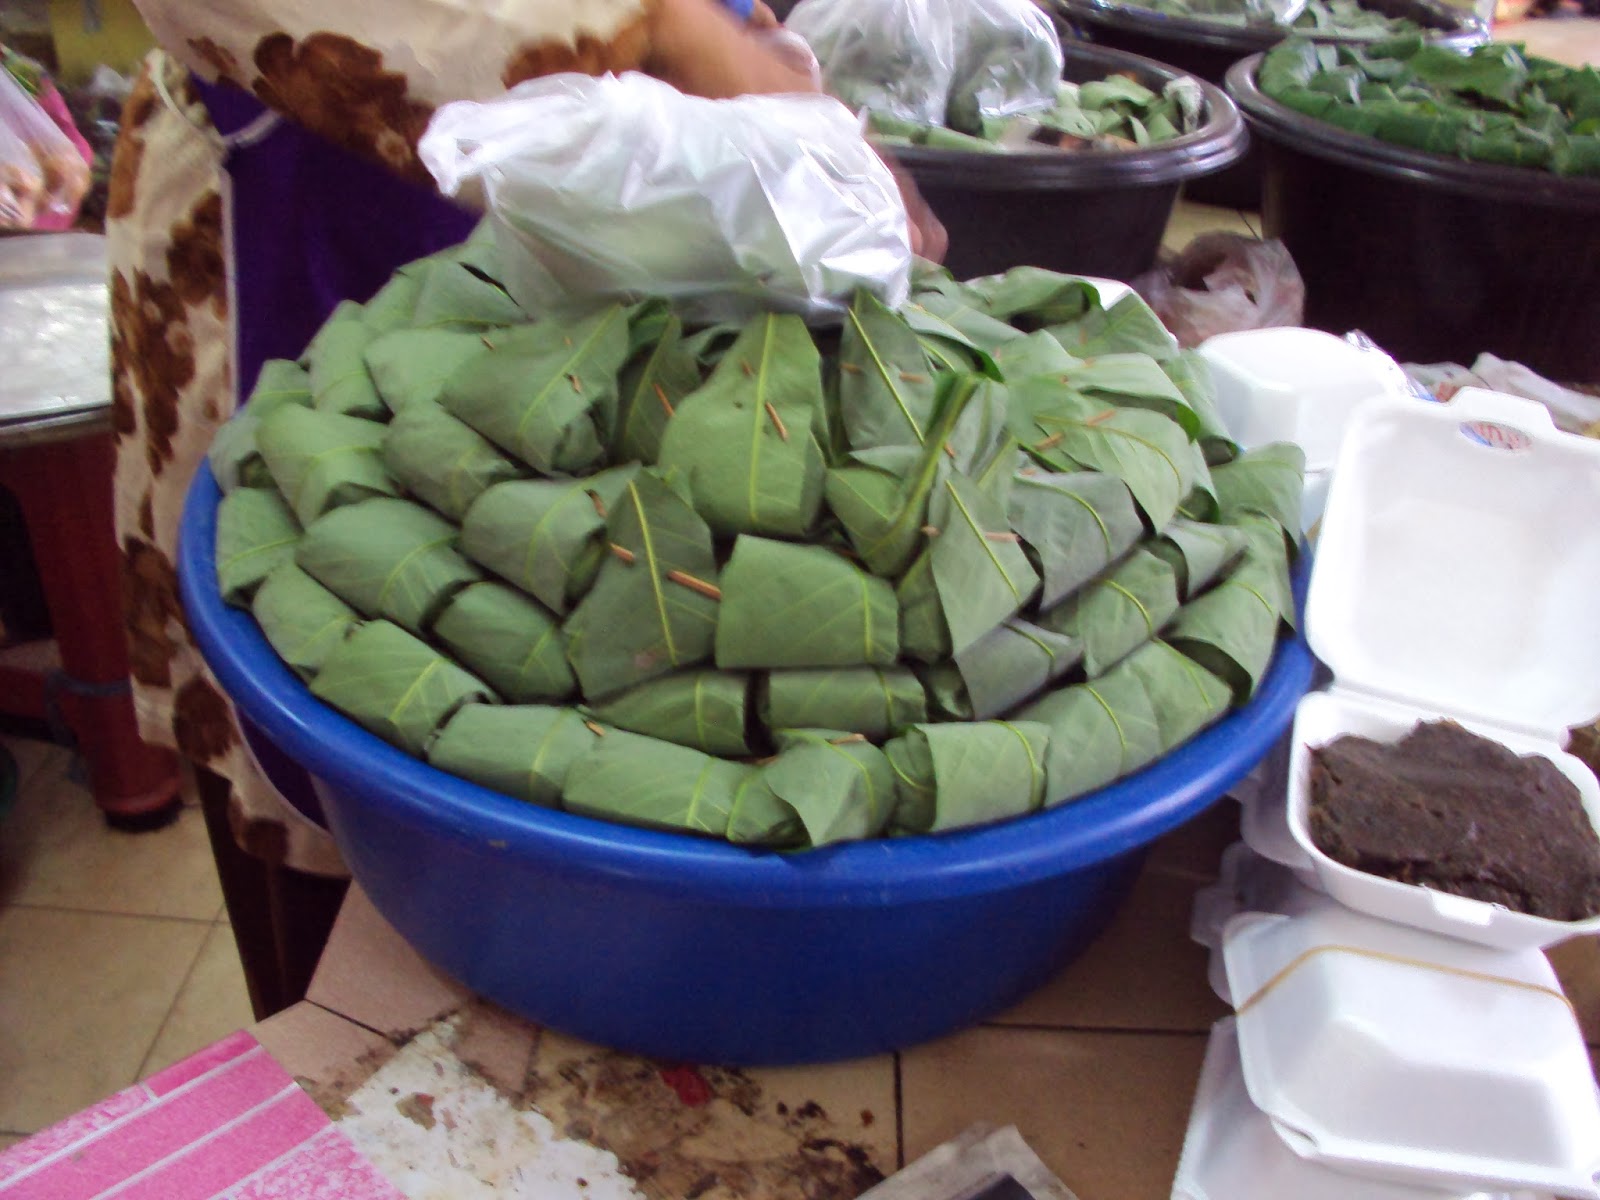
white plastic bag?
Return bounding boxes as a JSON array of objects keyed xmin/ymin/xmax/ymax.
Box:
[
  {"xmin": 787, "ymin": 0, "xmax": 1061, "ymax": 132},
  {"xmin": 786, "ymin": 0, "xmax": 957, "ymax": 126},
  {"xmin": 945, "ymin": 0, "xmax": 1065, "ymax": 133},
  {"xmin": 419, "ymin": 72, "xmax": 911, "ymax": 324}
]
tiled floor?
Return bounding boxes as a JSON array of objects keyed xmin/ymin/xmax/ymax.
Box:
[{"xmin": 0, "ymin": 734, "xmax": 254, "ymax": 1140}]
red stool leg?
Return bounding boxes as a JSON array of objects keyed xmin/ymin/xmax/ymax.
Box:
[{"xmin": 0, "ymin": 432, "xmax": 181, "ymax": 823}]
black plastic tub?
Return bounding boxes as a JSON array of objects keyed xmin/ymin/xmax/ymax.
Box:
[
  {"xmin": 1051, "ymin": 0, "xmax": 1486, "ymax": 207},
  {"xmin": 892, "ymin": 41, "xmax": 1246, "ymax": 282},
  {"xmin": 1227, "ymin": 52, "xmax": 1600, "ymax": 383}
]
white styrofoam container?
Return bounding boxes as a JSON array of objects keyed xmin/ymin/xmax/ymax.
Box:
[
  {"xmin": 1191, "ymin": 842, "xmax": 1333, "ymax": 1003},
  {"xmin": 1172, "ymin": 1020, "xmax": 1526, "ymax": 1200},
  {"xmin": 1198, "ymin": 327, "xmax": 1408, "ymax": 533},
  {"xmin": 1221, "ymin": 907, "xmax": 1600, "ymax": 1199},
  {"xmin": 1285, "ymin": 387, "xmax": 1600, "ymax": 950}
]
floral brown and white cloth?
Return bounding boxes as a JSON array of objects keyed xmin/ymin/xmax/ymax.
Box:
[{"xmin": 109, "ymin": 0, "xmax": 661, "ymax": 876}]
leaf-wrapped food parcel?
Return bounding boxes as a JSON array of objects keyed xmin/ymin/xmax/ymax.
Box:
[
  {"xmin": 408, "ymin": 257, "xmax": 524, "ymax": 331},
  {"xmin": 1016, "ymin": 666, "xmax": 1161, "ymax": 806},
  {"xmin": 1045, "ymin": 291, "xmax": 1179, "ymax": 361},
  {"xmin": 825, "ymin": 374, "xmax": 985, "ymax": 578},
  {"xmin": 656, "ymin": 313, "xmax": 827, "ymax": 538},
  {"xmin": 443, "ymin": 304, "xmax": 631, "ymax": 475},
  {"xmin": 209, "ymin": 361, "xmax": 313, "ymax": 492},
  {"xmin": 305, "ymin": 301, "xmax": 386, "ymax": 420},
  {"xmin": 727, "ymin": 770, "xmax": 807, "ymax": 848},
  {"xmin": 956, "ymin": 268, "xmax": 1101, "ymax": 328},
  {"xmin": 364, "ymin": 329, "xmax": 488, "ymax": 414},
  {"xmin": 1167, "ymin": 514, "xmax": 1296, "ymax": 702},
  {"xmin": 1020, "ymin": 388, "xmax": 1195, "ymax": 531},
  {"xmin": 251, "ymin": 562, "xmax": 358, "ymax": 680},
  {"xmin": 428, "ymin": 703, "xmax": 596, "ymax": 806},
  {"xmin": 382, "ymin": 402, "xmax": 523, "ymax": 522},
  {"xmin": 458, "ymin": 466, "xmax": 638, "ymax": 615},
  {"xmin": 838, "ymin": 291, "xmax": 940, "ymax": 456},
  {"xmin": 1007, "ymin": 471, "xmax": 1144, "ymax": 609},
  {"xmin": 1211, "ymin": 443, "xmax": 1307, "ymax": 546},
  {"xmin": 885, "ymin": 720, "xmax": 1051, "ymax": 835},
  {"xmin": 296, "ymin": 497, "xmax": 480, "ymax": 635},
  {"xmin": 564, "ymin": 471, "xmax": 721, "ymax": 698},
  {"xmin": 432, "ymin": 581, "xmax": 575, "ymax": 703},
  {"xmin": 761, "ymin": 667, "xmax": 926, "ymax": 739},
  {"xmin": 764, "ymin": 730, "xmax": 895, "ymax": 846},
  {"xmin": 256, "ymin": 406, "xmax": 397, "ymax": 526},
  {"xmin": 1152, "ymin": 518, "xmax": 1249, "ymax": 600},
  {"xmin": 715, "ymin": 537, "xmax": 898, "ymax": 670},
  {"xmin": 925, "ymin": 618, "xmax": 1081, "ymax": 721},
  {"xmin": 310, "ymin": 619, "xmax": 494, "ymax": 755},
  {"xmin": 1064, "ymin": 353, "xmax": 1201, "ymax": 438},
  {"xmin": 562, "ymin": 729, "xmax": 747, "ymax": 837},
  {"xmin": 1037, "ymin": 546, "xmax": 1181, "ymax": 678},
  {"xmin": 613, "ymin": 311, "xmax": 701, "ymax": 465},
  {"xmin": 1117, "ymin": 639, "xmax": 1233, "ymax": 753},
  {"xmin": 215, "ymin": 487, "xmax": 301, "ymax": 606},
  {"xmin": 588, "ymin": 670, "xmax": 751, "ymax": 756},
  {"xmin": 927, "ymin": 470, "xmax": 1040, "ymax": 655}
]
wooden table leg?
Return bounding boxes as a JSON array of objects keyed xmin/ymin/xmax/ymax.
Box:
[{"xmin": 0, "ymin": 432, "xmax": 181, "ymax": 824}]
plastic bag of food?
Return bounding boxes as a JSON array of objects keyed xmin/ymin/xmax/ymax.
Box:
[
  {"xmin": 0, "ymin": 113, "xmax": 42, "ymax": 228},
  {"xmin": 944, "ymin": 0, "xmax": 1065, "ymax": 134},
  {"xmin": 419, "ymin": 72, "xmax": 911, "ymax": 323},
  {"xmin": 786, "ymin": 0, "xmax": 957, "ymax": 126},
  {"xmin": 0, "ymin": 65, "xmax": 89, "ymax": 226},
  {"xmin": 1133, "ymin": 232, "xmax": 1304, "ymax": 348},
  {"xmin": 787, "ymin": 0, "xmax": 1061, "ymax": 132}
]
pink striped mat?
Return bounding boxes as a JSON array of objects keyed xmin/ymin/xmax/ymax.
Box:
[{"xmin": 0, "ymin": 1032, "xmax": 405, "ymax": 1200}]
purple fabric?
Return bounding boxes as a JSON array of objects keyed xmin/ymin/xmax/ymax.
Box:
[{"xmin": 196, "ymin": 80, "xmax": 477, "ymax": 401}]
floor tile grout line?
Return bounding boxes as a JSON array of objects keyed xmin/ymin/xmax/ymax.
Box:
[
  {"xmin": 1, "ymin": 901, "xmax": 220, "ymax": 925},
  {"xmin": 892, "ymin": 1050, "xmax": 904, "ymax": 1173},
  {"xmin": 130, "ymin": 924, "xmax": 214, "ymax": 1085},
  {"xmin": 977, "ymin": 1022, "xmax": 1213, "ymax": 1038}
]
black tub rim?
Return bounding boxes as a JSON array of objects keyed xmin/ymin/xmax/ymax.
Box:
[
  {"xmin": 1226, "ymin": 51, "xmax": 1600, "ymax": 213},
  {"xmin": 885, "ymin": 41, "xmax": 1247, "ymax": 190},
  {"xmin": 1051, "ymin": 0, "xmax": 1486, "ymax": 56}
]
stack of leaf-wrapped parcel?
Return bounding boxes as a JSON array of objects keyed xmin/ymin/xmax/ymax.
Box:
[
  {"xmin": 1258, "ymin": 38, "xmax": 1600, "ymax": 178},
  {"xmin": 211, "ymin": 230, "xmax": 1304, "ymax": 849}
]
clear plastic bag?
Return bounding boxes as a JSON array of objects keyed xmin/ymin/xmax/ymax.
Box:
[
  {"xmin": 0, "ymin": 112, "xmax": 42, "ymax": 229},
  {"xmin": 787, "ymin": 0, "xmax": 956, "ymax": 126},
  {"xmin": 786, "ymin": 0, "xmax": 1062, "ymax": 132},
  {"xmin": 1133, "ymin": 232, "xmax": 1304, "ymax": 348},
  {"xmin": 0, "ymin": 67, "xmax": 89, "ymax": 226},
  {"xmin": 419, "ymin": 72, "xmax": 911, "ymax": 324},
  {"xmin": 945, "ymin": 0, "xmax": 1065, "ymax": 134}
]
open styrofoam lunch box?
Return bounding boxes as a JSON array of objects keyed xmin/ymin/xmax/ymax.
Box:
[
  {"xmin": 1221, "ymin": 905, "xmax": 1600, "ymax": 1198},
  {"xmin": 1285, "ymin": 387, "xmax": 1600, "ymax": 951},
  {"xmin": 1174, "ymin": 1019, "xmax": 1535, "ymax": 1200}
]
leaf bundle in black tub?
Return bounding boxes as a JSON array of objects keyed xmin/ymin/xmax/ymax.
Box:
[
  {"xmin": 211, "ymin": 234, "xmax": 1306, "ymax": 852},
  {"xmin": 1048, "ymin": 0, "xmax": 1485, "ymax": 205},
  {"xmin": 1227, "ymin": 41, "xmax": 1600, "ymax": 381},
  {"xmin": 889, "ymin": 42, "xmax": 1248, "ymax": 282}
]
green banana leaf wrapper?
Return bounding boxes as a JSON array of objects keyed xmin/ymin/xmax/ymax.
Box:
[
  {"xmin": 433, "ymin": 581, "xmax": 575, "ymax": 703},
  {"xmin": 563, "ymin": 728, "xmax": 751, "ymax": 837},
  {"xmin": 215, "ymin": 487, "xmax": 301, "ymax": 606},
  {"xmin": 296, "ymin": 497, "xmax": 480, "ymax": 636},
  {"xmin": 760, "ymin": 668, "xmax": 926, "ymax": 739},
  {"xmin": 310, "ymin": 619, "xmax": 494, "ymax": 755},
  {"xmin": 885, "ymin": 720, "xmax": 1051, "ymax": 835},
  {"xmin": 256, "ymin": 406, "xmax": 397, "ymax": 526},
  {"xmin": 427, "ymin": 703, "xmax": 597, "ymax": 806},
  {"xmin": 251, "ymin": 562, "xmax": 359, "ymax": 680},
  {"xmin": 383, "ymin": 402, "xmax": 524, "ymax": 522}
]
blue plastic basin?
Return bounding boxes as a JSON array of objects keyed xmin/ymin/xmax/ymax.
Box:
[{"xmin": 179, "ymin": 465, "xmax": 1313, "ymax": 1065}]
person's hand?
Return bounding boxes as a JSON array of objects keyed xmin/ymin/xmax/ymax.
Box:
[{"xmin": 876, "ymin": 147, "xmax": 948, "ymax": 263}]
